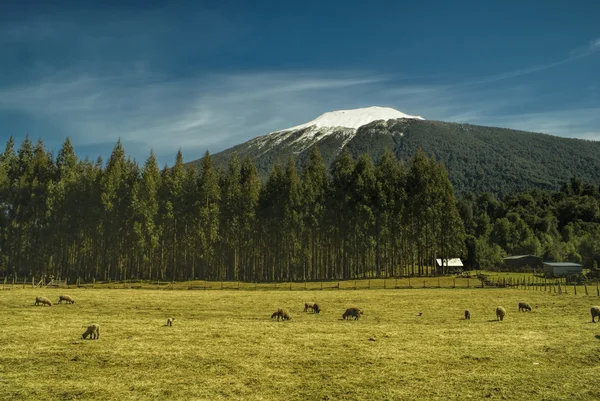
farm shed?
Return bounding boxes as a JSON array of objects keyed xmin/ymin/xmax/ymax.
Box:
[
  {"xmin": 502, "ymin": 255, "xmax": 543, "ymax": 271},
  {"xmin": 543, "ymin": 262, "xmax": 583, "ymax": 277},
  {"xmin": 436, "ymin": 258, "xmax": 463, "ymax": 271}
]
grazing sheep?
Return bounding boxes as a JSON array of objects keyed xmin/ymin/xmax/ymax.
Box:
[
  {"xmin": 496, "ymin": 306, "xmax": 506, "ymax": 321},
  {"xmin": 591, "ymin": 306, "xmax": 600, "ymax": 323},
  {"xmin": 518, "ymin": 302, "xmax": 532, "ymax": 312},
  {"xmin": 312, "ymin": 303, "xmax": 321, "ymax": 314},
  {"xmin": 58, "ymin": 295, "xmax": 75, "ymax": 304},
  {"xmin": 271, "ymin": 309, "xmax": 291, "ymax": 321},
  {"xmin": 464, "ymin": 310, "xmax": 471, "ymax": 320},
  {"xmin": 82, "ymin": 324, "xmax": 100, "ymax": 340},
  {"xmin": 304, "ymin": 302, "xmax": 315, "ymax": 312},
  {"xmin": 35, "ymin": 296, "xmax": 52, "ymax": 307},
  {"xmin": 166, "ymin": 318, "xmax": 175, "ymax": 326},
  {"xmin": 342, "ymin": 307, "xmax": 363, "ymax": 320}
]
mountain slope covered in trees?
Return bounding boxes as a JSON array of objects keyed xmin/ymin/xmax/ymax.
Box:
[{"xmin": 200, "ymin": 118, "xmax": 600, "ymax": 196}]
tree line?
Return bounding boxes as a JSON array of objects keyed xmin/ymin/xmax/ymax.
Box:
[
  {"xmin": 460, "ymin": 178, "xmax": 600, "ymax": 270},
  {"xmin": 0, "ymin": 136, "xmax": 466, "ymax": 282}
]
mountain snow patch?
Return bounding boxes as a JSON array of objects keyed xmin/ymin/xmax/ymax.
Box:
[
  {"xmin": 277, "ymin": 106, "xmax": 424, "ymax": 132},
  {"xmin": 253, "ymin": 106, "xmax": 423, "ymax": 155}
]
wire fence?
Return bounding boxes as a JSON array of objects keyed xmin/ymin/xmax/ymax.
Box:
[{"xmin": 1, "ymin": 273, "xmax": 598, "ymax": 295}]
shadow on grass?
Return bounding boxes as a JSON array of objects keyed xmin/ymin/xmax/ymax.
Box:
[
  {"xmin": 487, "ymin": 319, "xmax": 502, "ymax": 322},
  {"xmin": 595, "ymin": 335, "xmax": 600, "ymax": 340}
]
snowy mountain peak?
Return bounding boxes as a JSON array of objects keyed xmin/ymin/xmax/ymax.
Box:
[{"xmin": 280, "ymin": 106, "xmax": 424, "ymax": 131}]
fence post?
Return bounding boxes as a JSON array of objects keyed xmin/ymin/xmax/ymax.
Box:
[
  {"xmin": 574, "ymin": 284, "xmax": 577, "ymax": 296},
  {"xmin": 320, "ymin": 281, "xmax": 323, "ymax": 290},
  {"xmin": 585, "ymin": 284, "xmax": 589, "ymax": 296},
  {"xmin": 597, "ymin": 281, "xmax": 599, "ymax": 296},
  {"xmin": 93, "ymin": 277, "xmax": 95, "ymax": 288},
  {"xmin": 32, "ymin": 276, "xmax": 35, "ymax": 288},
  {"xmin": 23, "ymin": 276, "xmax": 26, "ymax": 289},
  {"xmin": 12, "ymin": 277, "xmax": 15, "ymax": 289},
  {"xmin": 558, "ymin": 282, "xmax": 562, "ymax": 294}
]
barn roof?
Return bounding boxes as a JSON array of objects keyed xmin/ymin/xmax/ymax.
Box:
[
  {"xmin": 543, "ymin": 262, "xmax": 583, "ymax": 267},
  {"xmin": 436, "ymin": 258, "xmax": 463, "ymax": 267},
  {"xmin": 503, "ymin": 254, "xmax": 541, "ymax": 260}
]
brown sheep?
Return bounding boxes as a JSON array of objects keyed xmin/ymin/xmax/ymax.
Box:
[
  {"xmin": 496, "ymin": 306, "xmax": 506, "ymax": 321},
  {"xmin": 271, "ymin": 309, "xmax": 291, "ymax": 321},
  {"xmin": 166, "ymin": 318, "xmax": 175, "ymax": 326},
  {"xmin": 342, "ymin": 307, "xmax": 363, "ymax": 320},
  {"xmin": 82, "ymin": 323, "xmax": 100, "ymax": 340},
  {"xmin": 591, "ymin": 306, "xmax": 600, "ymax": 323},
  {"xmin": 58, "ymin": 295, "xmax": 75, "ymax": 304},
  {"xmin": 304, "ymin": 303, "xmax": 321, "ymax": 313},
  {"xmin": 35, "ymin": 296, "xmax": 52, "ymax": 307},
  {"xmin": 518, "ymin": 302, "xmax": 531, "ymax": 312},
  {"xmin": 464, "ymin": 310, "xmax": 471, "ymax": 320}
]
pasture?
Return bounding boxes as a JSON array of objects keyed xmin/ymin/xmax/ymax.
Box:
[{"xmin": 1, "ymin": 287, "xmax": 599, "ymax": 400}]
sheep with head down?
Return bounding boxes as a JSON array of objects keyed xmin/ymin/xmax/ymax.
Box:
[
  {"xmin": 58, "ymin": 295, "xmax": 75, "ymax": 304},
  {"xmin": 271, "ymin": 309, "xmax": 291, "ymax": 321},
  {"xmin": 342, "ymin": 307, "xmax": 362, "ymax": 320},
  {"xmin": 518, "ymin": 302, "xmax": 531, "ymax": 312},
  {"xmin": 591, "ymin": 306, "xmax": 600, "ymax": 323},
  {"xmin": 82, "ymin": 323, "xmax": 100, "ymax": 340},
  {"xmin": 35, "ymin": 296, "xmax": 52, "ymax": 307},
  {"xmin": 496, "ymin": 306, "xmax": 506, "ymax": 321}
]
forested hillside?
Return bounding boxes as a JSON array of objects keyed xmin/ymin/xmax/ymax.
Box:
[
  {"xmin": 203, "ymin": 119, "xmax": 600, "ymax": 196},
  {"xmin": 1, "ymin": 136, "xmax": 598, "ymax": 282},
  {"xmin": 461, "ymin": 178, "xmax": 600, "ymax": 270}
]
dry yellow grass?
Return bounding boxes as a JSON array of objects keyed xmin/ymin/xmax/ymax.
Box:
[{"xmin": 1, "ymin": 287, "xmax": 600, "ymax": 400}]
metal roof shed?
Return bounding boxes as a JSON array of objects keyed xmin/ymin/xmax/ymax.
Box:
[{"xmin": 543, "ymin": 262, "xmax": 583, "ymax": 277}]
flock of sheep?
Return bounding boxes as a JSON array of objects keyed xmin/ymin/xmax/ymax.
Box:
[
  {"xmin": 270, "ymin": 303, "xmax": 364, "ymax": 321},
  {"xmin": 34, "ymin": 295, "xmax": 99, "ymax": 339},
  {"xmin": 33, "ymin": 294, "xmax": 600, "ymax": 340}
]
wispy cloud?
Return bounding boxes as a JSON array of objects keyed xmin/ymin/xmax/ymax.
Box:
[{"xmin": 0, "ymin": 69, "xmax": 386, "ymax": 163}]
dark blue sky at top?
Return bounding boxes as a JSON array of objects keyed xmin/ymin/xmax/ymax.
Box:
[{"xmin": 0, "ymin": 0, "xmax": 599, "ymax": 164}]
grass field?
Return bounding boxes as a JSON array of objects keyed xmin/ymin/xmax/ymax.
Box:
[{"xmin": 1, "ymin": 286, "xmax": 600, "ymax": 400}]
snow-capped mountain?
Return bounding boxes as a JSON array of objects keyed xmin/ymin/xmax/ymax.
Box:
[
  {"xmin": 190, "ymin": 107, "xmax": 600, "ymax": 196},
  {"xmin": 281, "ymin": 106, "xmax": 424, "ymax": 131},
  {"xmin": 250, "ymin": 106, "xmax": 424, "ymax": 156}
]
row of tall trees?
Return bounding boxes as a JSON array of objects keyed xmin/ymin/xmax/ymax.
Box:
[{"xmin": 0, "ymin": 136, "xmax": 466, "ymax": 281}]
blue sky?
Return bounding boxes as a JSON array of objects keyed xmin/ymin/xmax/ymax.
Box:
[{"xmin": 1, "ymin": 0, "xmax": 599, "ymax": 165}]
